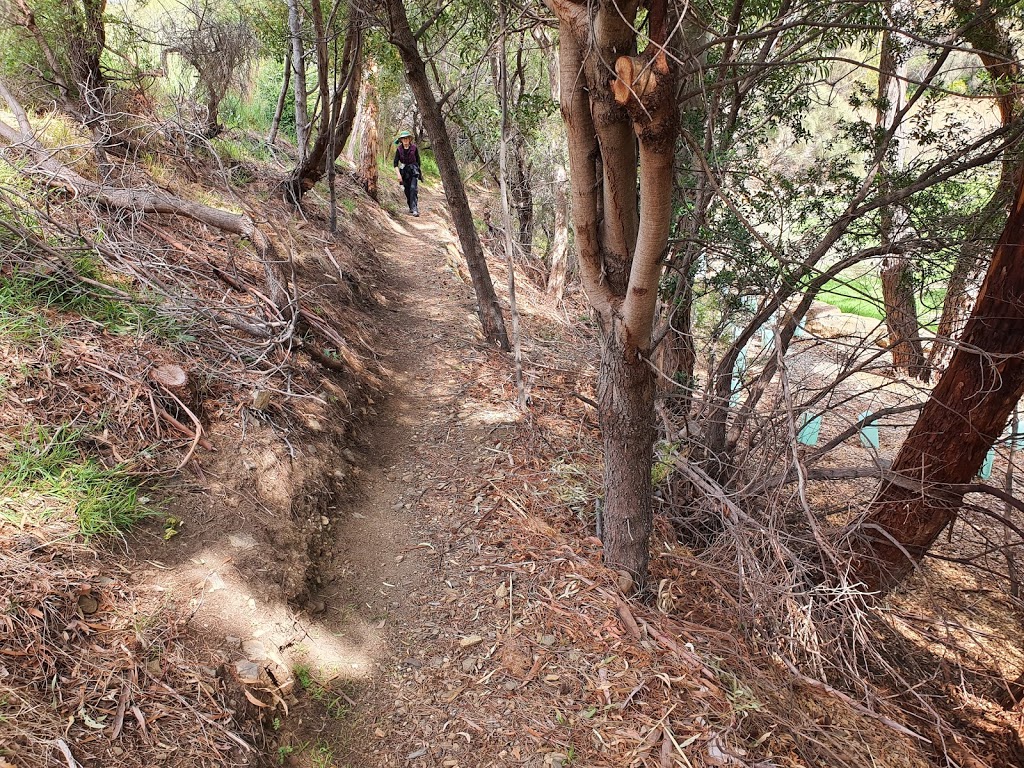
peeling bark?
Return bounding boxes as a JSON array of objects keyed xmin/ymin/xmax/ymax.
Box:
[
  {"xmin": 546, "ymin": 165, "xmax": 570, "ymax": 300},
  {"xmin": 355, "ymin": 63, "xmax": 380, "ymax": 201}
]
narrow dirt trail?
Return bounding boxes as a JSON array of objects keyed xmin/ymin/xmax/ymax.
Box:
[{"xmin": 314, "ymin": 199, "xmax": 519, "ymax": 766}]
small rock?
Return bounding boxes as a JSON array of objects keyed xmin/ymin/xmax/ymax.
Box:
[
  {"xmin": 461, "ymin": 657, "xmax": 476, "ymax": 673},
  {"xmin": 77, "ymin": 593, "xmax": 99, "ymax": 616},
  {"xmin": 503, "ymin": 680, "xmax": 518, "ymax": 690},
  {"xmin": 374, "ymin": 727, "xmax": 386, "ymax": 738},
  {"xmin": 320, "ymin": 516, "xmax": 330, "ymax": 526},
  {"xmin": 225, "ymin": 635, "xmax": 242, "ymax": 649},
  {"xmin": 395, "ymin": 555, "xmax": 405, "ymax": 563},
  {"xmin": 206, "ymin": 572, "xmax": 226, "ymax": 592},
  {"xmin": 228, "ymin": 533, "xmax": 257, "ymax": 550},
  {"xmin": 234, "ymin": 660, "xmax": 261, "ymax": 684},
  {"xmin": 616, "ymin": 570, "xmax": 634, "ymax": 595},
  {"xmin": 242, "ymin": 640, "xmax": 268, "ymax": 660},
  {"xmin": 458, "ymin": 635, "xmax": 483, "ymax": 648},
  {"xmin": 539, "ymin": 634, "xmax": 556, "ymax": 646}
]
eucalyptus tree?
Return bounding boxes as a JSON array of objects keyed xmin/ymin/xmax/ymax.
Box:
[
  {"xmin": 854, "ymin": 171, "xmax": 1024, "ymax": 592},
  {"xmin": 4, "ymin": 0, "xmax": 122, "ymax": 166},
  {"xmin": 545, "ymin": 0, "xmax": 678, "ymax": 586},
  {"xmin": 543, "ymin": 0, "xmax": 1024, "ymax": 588},
  {"xmin": 930, "ymin": 0, "xmax": 1023, "ymax": 370},
  {"xmin": 4, "ymin": 0, "xmax": 108, "ymax": 121},
  {"xmin": 662, "ymin": 2, "xmax": 1019, "ymax": 468}
]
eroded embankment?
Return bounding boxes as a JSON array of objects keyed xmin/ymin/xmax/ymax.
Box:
[{"xmin": 0, "ymin": 155, "xmax": 393, "ymax": 767}]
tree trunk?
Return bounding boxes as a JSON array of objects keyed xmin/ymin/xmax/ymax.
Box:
[
  {"xmin": 495, "ymin": 3, "xmax": 526, "ymax": 408},
  {"xmin": 355, "ymin": 64, "xmax": 380, "ymax": 201},
  {"xmin": 284, "ymin": 2, "xmax": 364, "ymax": 202},
  {"xmin": 880, "ymin": 256, "xmax": 928, "ymax": 381},
  {"xmin": 510, "ymin": 132, "xmax": 534, "ymax": 258},
  {"xmin": 532, "ymin": 25, "xmax": 560, "ymax": 104},
  {"xmin": 205, "ymin": 94, "xmax": 223, "ymax": 138},
  {"xmin": 545, "ymin": 165, "xmax": 570, "ymax": 300},
  {"xmin": 931, "ymin": 169, "xmax": 1018, "ymax": 370},
  {"xmin": 385, "ymin": 0, "xmax": 509, "ymax": 350},
  {"xmin": 875, "ymin": 20, "xmax": 928, "ymax": 381},
  {"xmin": 853, "ymin": 172, "xmax": 1024, "ymax": 592},
  {"xmin": 267, "ymin": 52, "xmax": 291, "ymax": 145},
  {"xmin": 287, "ymin": 0, "xmax": 309, "ymax": 164},
  {"xmin": 599, "ymin": 329, "xmax": 656, "ymax": 582},
  {"xmin": 535, "ymin": 23, "xmax": 569, "ymax": 300},
  {"xmin": 930, "ymin": 2, "xmax": 1021, "ymax": 371},
  {"xmin": 656, "ymin": 265, "xmax": 697, "ymax": 413},
  {"xmin": 548, "ymin": 0, "xmax": 677, "ymax": 588}
]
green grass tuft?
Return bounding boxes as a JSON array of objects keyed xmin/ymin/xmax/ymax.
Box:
[
  {"xmin": 0, "ymin": 426, "xmax": 155, "ymax": 537},
  {"xmin": 292, "ymin": 664, "xmax": 351, "ymax": 720},
  {"xmin": 0, "ymin": 268, "xmax": 193, "ymax": 344},
  {"xmin": 817, "ymin": 270, "xmax": 945, "ymax": 325}
]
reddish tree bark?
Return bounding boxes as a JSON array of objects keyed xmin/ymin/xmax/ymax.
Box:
[
  {"xmin": 930, "ymin": 3, "xmax": 1021, "ymax": 370},
  {"xmin": 853, "ymin": 173, "xmax": 1024, "ymax": 591}
]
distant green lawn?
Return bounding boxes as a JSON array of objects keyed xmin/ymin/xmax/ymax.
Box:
[
  {"xmin": 818, "ymin": 270, "xmax": 945, "ymax": 328},
  {"xmin": 818, "ymin": 273, "xmax": 885, "ymax": 320}
]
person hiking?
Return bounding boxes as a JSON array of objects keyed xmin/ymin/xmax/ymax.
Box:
[{"xmin": 393, "ymin": 130, "xmax": 422, "ymax": 216}]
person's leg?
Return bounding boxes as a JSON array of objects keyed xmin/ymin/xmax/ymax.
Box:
[
  {"xmin": 402, "ymin": 171, "xmax": 414, "ymax": 211},
  {"xmin": 409, "ymin": 174, "xmax": 419, "ymax": 215}
]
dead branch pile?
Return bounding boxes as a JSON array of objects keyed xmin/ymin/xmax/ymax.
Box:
[
  {"xmin": 653, "ymin": 322, "xmax": 1024, "ymax": 762},
  {"xmin": 0, "ymin": 165, "xmax": 382, "ymax": 473},
  {"xmin": 0, "ymin": 520, "xmax": 256, "ymax": 767}
]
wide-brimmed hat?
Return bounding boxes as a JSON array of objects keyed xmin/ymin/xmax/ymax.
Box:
[{"xmin": 394, "ymin": 130, "xmax": 414, "ymax": 145}]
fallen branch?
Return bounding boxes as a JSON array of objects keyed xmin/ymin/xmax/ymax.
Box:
[{"xmin": 777, "ymin": 655, "xmax": 931, "ymax": 744}]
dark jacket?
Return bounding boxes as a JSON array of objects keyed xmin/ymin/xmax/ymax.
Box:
[{"xmin": 393, "ymin": 144, "xmax": 421, "ymax": 175}]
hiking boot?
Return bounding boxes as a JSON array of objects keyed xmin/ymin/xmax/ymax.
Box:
[{"xmin": 412, "ymin": 208, "xmax": 419, "ymax": 217}]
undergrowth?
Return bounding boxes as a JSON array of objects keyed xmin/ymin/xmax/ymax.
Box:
[
  {"xmin": 0, "ymin": 267, "xmax": 192, "ymax": 343},
  {"xmin": 0, "ymin": 425, "xmax": 154, "ymax": 537}
]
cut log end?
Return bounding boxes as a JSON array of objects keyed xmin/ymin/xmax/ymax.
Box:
[{"xmin": 150, "ymin": 363, "xmax": 189, "ymax": 389}]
